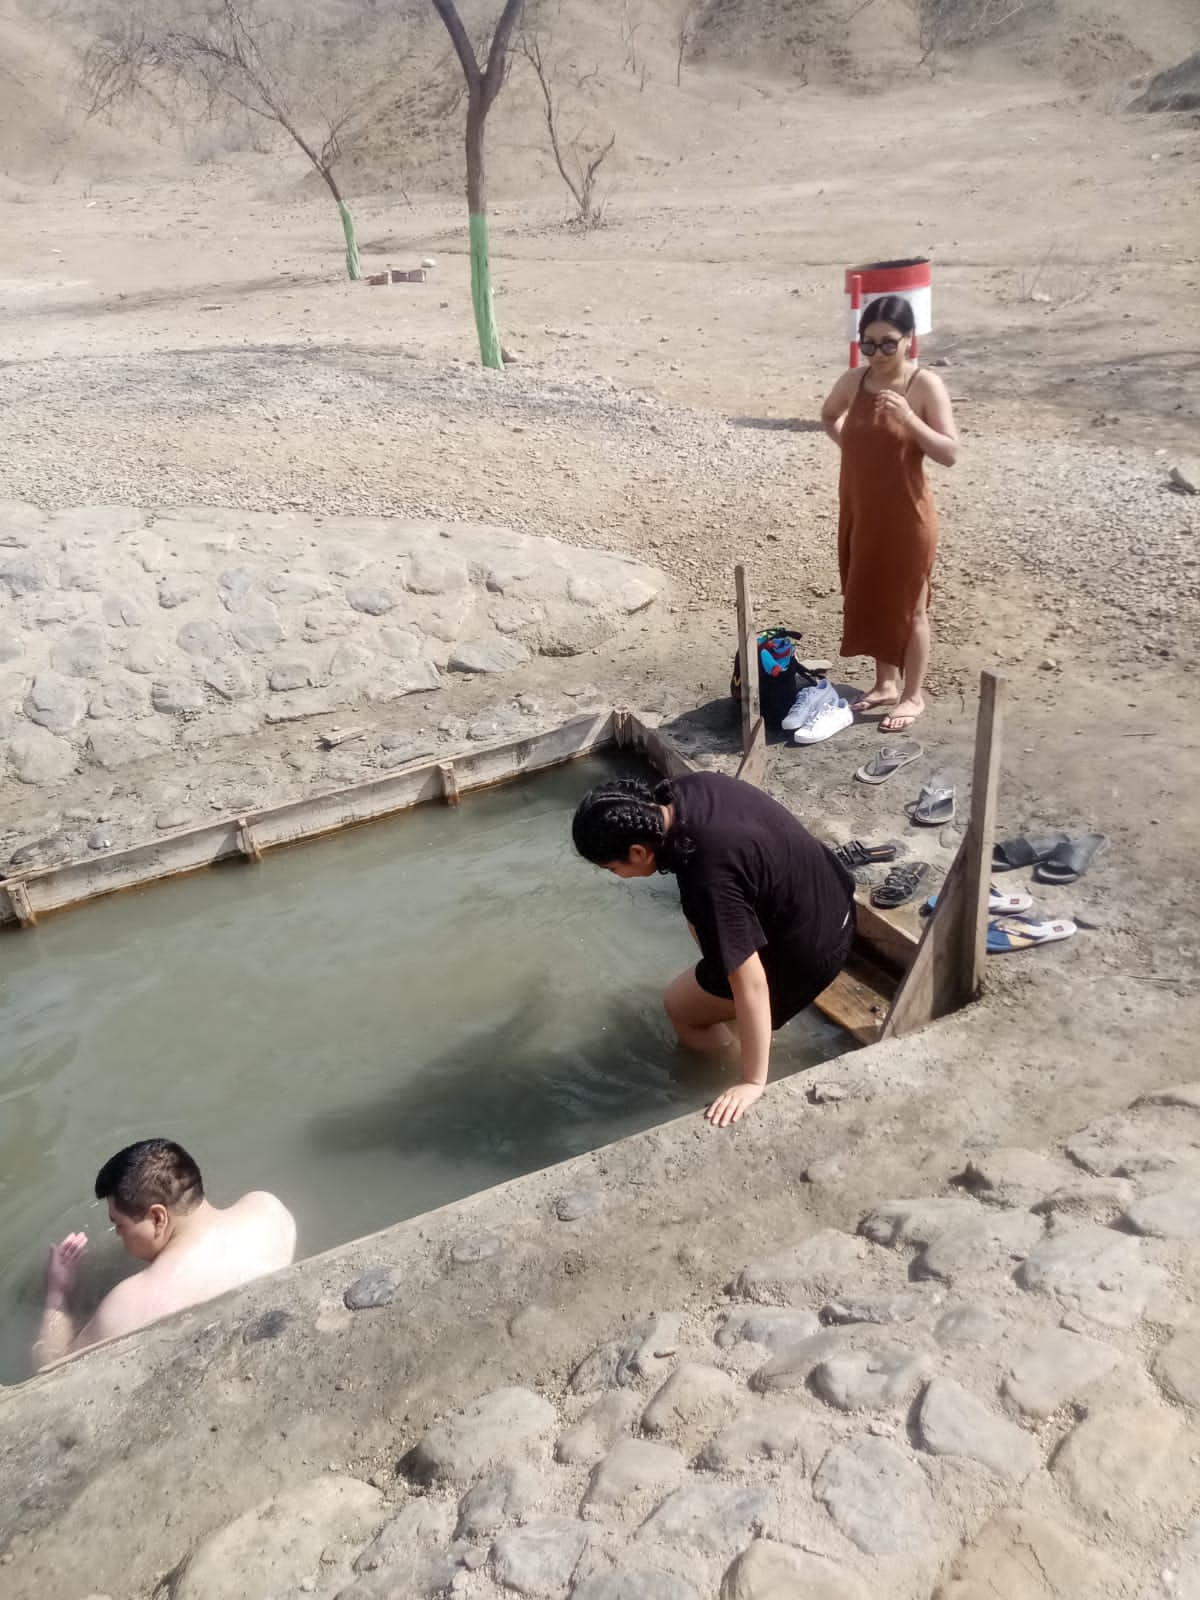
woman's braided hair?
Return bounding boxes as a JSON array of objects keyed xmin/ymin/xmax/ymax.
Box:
[{"xmin": 571, "ymin": 777, "xmax": 694, "ymax": 873}]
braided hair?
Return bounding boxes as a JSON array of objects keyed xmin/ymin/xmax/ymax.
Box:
[{"xmin": 572, "ymin": 777, "xmax": 694, "ymax": 874}]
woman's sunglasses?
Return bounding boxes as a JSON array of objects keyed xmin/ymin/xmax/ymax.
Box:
[{"xmin": 859, "ymin": 337, "xmax": 903, "ymax": 356}]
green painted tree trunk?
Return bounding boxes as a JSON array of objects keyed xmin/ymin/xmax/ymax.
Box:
[
  {"xmin": 468, "ymin": 210, "xmax": 503, "ymax": 370},
  {"xmin": 339, "ymin": 200, "xmax": 362, "ymax": 282}
]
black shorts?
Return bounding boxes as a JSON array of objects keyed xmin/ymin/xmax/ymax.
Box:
[{"xmin": 694, "ymin": 910, "xmax": 854, "ymax": 1030}]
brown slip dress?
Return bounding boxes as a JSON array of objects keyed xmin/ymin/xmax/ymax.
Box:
[{"xmin": 838, "ymin": 369, "xmax": 939, "ymax": 666}]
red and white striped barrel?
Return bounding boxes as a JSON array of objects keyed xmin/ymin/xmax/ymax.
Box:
[{"xmin": 846, "ymin": 257, "xmax": 933, "ymax": 368}]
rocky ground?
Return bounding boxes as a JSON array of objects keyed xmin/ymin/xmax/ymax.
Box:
[
  {"xmin": 1, "ymin": 52, "xmax": 1199, "ymax": 1600},
  {"xmin": 0, "ymin": 498, "xmax": 664, "ymax": 863},
  {"xmin": 6, "ymin": 1049, "xmax": 1200, "ymax": 1600}
]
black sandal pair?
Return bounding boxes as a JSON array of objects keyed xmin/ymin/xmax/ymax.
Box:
[
  {"xmin": 871, "ymin": 860, "xmax": 931, "ymax": 909},
  {"xmin": 833, "ymin": 839, "xmax": 898, "ymax": 872}
]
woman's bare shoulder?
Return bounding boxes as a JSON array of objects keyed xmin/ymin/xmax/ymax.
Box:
[{"xmin": 912, "ymin": 366, "xmax": 950, "ymax": 397}]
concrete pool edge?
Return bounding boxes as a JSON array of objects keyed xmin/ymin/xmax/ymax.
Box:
[
  {"xmin": 3, "ymin": 980, "xmax": 1188, "ymax": 1600},
  {"xmin": 0, "ymin": 706, "xmax": 915, "ymax": 1043},
  {"xmin": 0, "ymin": 1007, "xmax": 979, "ymax": 1594}
]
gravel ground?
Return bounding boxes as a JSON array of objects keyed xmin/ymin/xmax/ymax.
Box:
[{"xmin": 2, "ymin": 347, "xmax": 1195, "ymax": 674}]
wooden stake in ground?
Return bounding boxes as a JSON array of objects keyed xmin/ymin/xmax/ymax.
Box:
[
  {"xmin": 431, "ymin": 0, "xmax": 524, "ymax": 370},
  {"xmin": 734, "ymin": 564, "xmax": 766, "ymax": 786},
  {"xmin": 882, "ymin": 669, "xmax": 1005, "ymax": 1038}
]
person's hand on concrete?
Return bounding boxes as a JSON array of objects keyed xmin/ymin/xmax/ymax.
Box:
[{"xmin": 705, "ymin": 1082, "xmax": 764, "ymax": 1128}]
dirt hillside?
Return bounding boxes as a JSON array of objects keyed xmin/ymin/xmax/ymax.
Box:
[{"xmin": 2, "ymin": 0, "xmax": 1196, "ymax": 190}]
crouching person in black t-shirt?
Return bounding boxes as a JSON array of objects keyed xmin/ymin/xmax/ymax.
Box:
[{"xmin": 572, "ymin": 772, "xmax": 856, "ymax": 1127}]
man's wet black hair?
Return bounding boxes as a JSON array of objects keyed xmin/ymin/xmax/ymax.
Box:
[{"xmin": 95, "ymin": 1139, "xmax": 204, "ymax": 1218}]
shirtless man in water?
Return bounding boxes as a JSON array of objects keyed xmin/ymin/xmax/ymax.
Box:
[{"xmin": 34, "ymin": 1138, "xmax": 296, "ymax": 1371}]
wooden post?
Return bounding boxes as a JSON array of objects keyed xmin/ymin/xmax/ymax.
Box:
[
  {"xmin": 438, "ymin": 761, "xmax": 460, "ymax": 806},
  {"xmin": 734, "ymin": 564, "xmax": 767, "ymax": 787},
  {"xmin": 881, "ymin": 671, "xmax": 1004, "ymax": 1038}
]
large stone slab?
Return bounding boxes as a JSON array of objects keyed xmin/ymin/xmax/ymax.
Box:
[
  {"xmin": 810, "ymin": 1342, "xmax": 932, "ymax": 1413},
  {"xmin": 572, "ymin": 1572, "xmax": 698, "ymax": 1600},
  {"xmin": 353, "ymin": 1497, "xmax": 456, "ymax": 1572},
  {"xmin": 1000, "ymin": 1327, "xmax": 1121, "ymax": 1418},
  {"xmin": 173, "ymin": 1474, "xmax": 384, "ymax": 1600},
  {"xmin": 934, "ymin": 1508, "xmax": 1119, "ymax": 1599},
  {"xmin": 860, "ymin": 1197, "xmax": 980, "ymax": 1249},
  {"xmin": 914, "ymin": 1210, "xmax": 1044, "ymax": 1282},
  {"xmin": 637, "ymin": 1484, "xmax": 769, "ymax": 1563},
  {"xmin": 731, "ymin": 1230, "xmax": 866, "ymax": 1304},
  {"xmin": 713, "ymin": 1307, "xmax": 821, "ymax": 1352},
  {"xmin": 641, "ymin": 1363, "xmax": 738, "ymax": 1451},
  {"xmin": 1053, "ymin": 1403, "xmax": 1189, "ymax": 1536},
  {"xmin": 1015, "ymin": 1224, "xmax": 1165, "ymax": 1329},
  {"xmin": 455, "ymin": 1463, "xmax": 542, "ymax": 1539},
  {"xmin": 811, "ymin": 1436, "xmax": 933, "ymax": 1556},
  {"xmin": 582, "ymin": 1439, "xmax": 685, "ymax": 1522},
  {"xmin": 1124, "ymin": 1183, "xmax": 1200, "ymax": 1240},
  {"xmin": 698, "ymin": 1406, "xmax": 820, "ymax": 1472},
  {"xmin": 1152, "ymin": 1329, "xmax": 1200, "ymax": 1407},
  {"xmin": 1066, "ymin": 1113, "xmax": 1200, "ymax": 1179},
  {"xmin": 917, "ymin": 1378, "xmax": 1041, "ymax": 1480},
  {"xmin": 403, "ymin": 1388, "xmax": 557, "ymax": 1486},
  {"xmin": 960, "ymin": 1147, "xmax": 1078, "ymax": 1209},
  {"xmin": 570, "ymin": 1314, "xmax": 681, "ymax": 1393},
  {"xmin": 749, "ymin": 1329, "xmax": 853, "ymax": 1395},
  {"xmin": 555, "ymin": 1390, "xmax": 642, "ymax": 1466},
  {"xmin": 491, "ymin": 1517, "xmax": 590, "ymax": 1596},
  {"xmin": 719, "ymin": 1542, "xmax": 871, "ymax": 1600}
]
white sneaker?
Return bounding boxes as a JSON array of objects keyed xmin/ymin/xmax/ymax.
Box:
[
  {"xmin": 793, "ymin": 698, "xmax": 853, "ymax": 745},
  {"xmin": 781, "ymin": 678, "xmax": 835, "ymax": 731}
]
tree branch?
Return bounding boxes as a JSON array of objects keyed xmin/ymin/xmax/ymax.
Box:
[{"xmin": 430, "ymin": 0, "xmax": 482, "ymax": 94}]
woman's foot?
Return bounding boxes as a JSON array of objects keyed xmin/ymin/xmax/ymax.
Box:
[
  {"xmin": 852, "ymin": 681, "xmax": 901, "ymax": 712},
  {"xmin": 881, "ymin": 696, "xmax": 925, "ymax": 732}
]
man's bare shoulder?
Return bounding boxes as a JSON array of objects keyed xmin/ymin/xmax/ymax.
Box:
[
  {"xmin": 76, "ymin": 1274, "xmax": 156, "ymax": 1351},
  {"xmin": 231, "ymin": 1190, "xmax": 297, "ymax": 1256}
]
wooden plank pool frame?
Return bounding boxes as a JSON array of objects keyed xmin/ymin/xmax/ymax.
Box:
[{"xmin": 0, "ymin": 708, "xmax": 916, "ymax": 1042}]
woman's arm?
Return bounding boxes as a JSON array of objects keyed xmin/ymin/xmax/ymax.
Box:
[
  {"xmin": 878, "ymin": 371, "xmax": 959, "ymax": 467},
  {"xmin": 820, "ymin": 370, "xmax": 857, "ymax": 447},
  {"xmin": 705, "ymin": 951, "xmax": 772, "ymax": 1128}
]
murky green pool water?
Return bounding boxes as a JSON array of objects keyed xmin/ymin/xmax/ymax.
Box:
[{"xmin": 0, "ymin": 755, "xmax": 847, "ymax": 1382}]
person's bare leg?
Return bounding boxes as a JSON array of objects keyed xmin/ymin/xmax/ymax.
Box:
[
  {"xmin": 852, "ymin": 659, "xmax": 901, "ymax": 712},
  {"xmin": 663, "ymin": 968, "xmax": 737, "ymax": 1053},
  {"xmin": 882, "ymin": 608, "xmax": 930, "ymax": 732}
]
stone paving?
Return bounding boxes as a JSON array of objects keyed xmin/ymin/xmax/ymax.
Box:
[
  {"xmin": 148, "ymin": 1084, "xmax": 1200, "ymax": 1600},
  {"xmin": 0, "ymin": 500, "xmax": 664, "ymax": 802}
]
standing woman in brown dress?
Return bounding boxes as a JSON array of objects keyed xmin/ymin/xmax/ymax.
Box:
[{"xmin": 820, "ymin": 295, "xmax": 959, "ymax": 732}]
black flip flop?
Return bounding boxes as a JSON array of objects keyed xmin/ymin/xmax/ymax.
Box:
[
  {"xmin": 1034, "ymin": 832, "xmax": 1107, "ymax": 885},
  {"xmin": 833, "ymin": 839, "xmax": 899, "ymax": 871},
  {"xmin": 871, "ymin": 861, "xmax": 931, "ymax": 909},
  {"xmin": 991, "ymin": 833, "xmax": 1069, "ymax": 872}
]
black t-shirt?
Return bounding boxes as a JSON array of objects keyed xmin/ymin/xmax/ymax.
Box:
[{"xmin": 671, "ymin": 772, "xmax": 854, "ymax": 980}]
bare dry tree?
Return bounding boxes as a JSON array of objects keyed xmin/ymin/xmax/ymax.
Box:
[
  {"xmin": 916, "ymin": 0, "xmax": 1051, "ymax": 66},
  {"xmin": 76, "ymin": 0, "xmax": 379, "ymax": 279},
  {"xmin": 519, "ymin": 26, "xmax": 614, "ymax": 227},
  {"xmin": 674, "ymin": 1, "xmax": 698, "ymax": 87},
  {"xmin": 619, "ymin": 0, "xmax": 643, "ymax": 80},
  {"xmin": 430, "ymin": 0, "xmax": 525, "ymax": 370}
]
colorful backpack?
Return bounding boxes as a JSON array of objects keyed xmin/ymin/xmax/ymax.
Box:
[{"xmin": 730, "ymin": 628, "xmax": 815, "ymax": 729}]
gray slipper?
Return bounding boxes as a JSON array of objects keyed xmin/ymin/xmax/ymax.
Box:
[
  {"xmin": 855, "ymin": 741, "xmax": 923, "ymax": 785},
  {"xmin": 1034, "ymin": 832, "xmax": 1107, "ymax": 885},
  {"xmin": 907, "ymin": 783, "xmax": 956, "ymax": 827}
]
